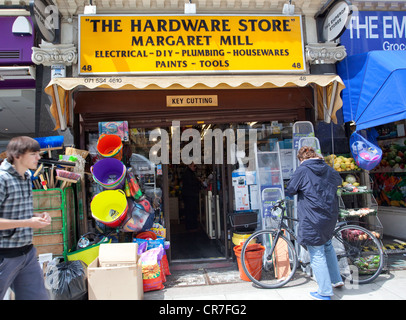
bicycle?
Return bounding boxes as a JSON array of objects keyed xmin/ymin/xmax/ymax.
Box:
[{"xmin": 240, "ymin": 199, "xmax": 385, "ymax": 289}]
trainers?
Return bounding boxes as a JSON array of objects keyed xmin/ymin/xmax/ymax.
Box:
[
  {"xmin": 309, "ymin": 292, "xmax": 331, "ymax": 300},
  {"xmin": 332, "ymin": 281, "xmax": 344, "ymax": 288}
]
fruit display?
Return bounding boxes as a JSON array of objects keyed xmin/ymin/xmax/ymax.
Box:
[
  {"xmin": 371, "ymin": 173, "xmax": 406, "ymax": 207},
  {"xmin": 324, "ymin": 154, "xmax": 361, "ymax": 172},
  {"xmin": 341, "ymin": 228, "xmax": 381, "ymax": 240},
  {"xmin": 374, "ymin": 141, "xmax": 406, "ymax": 171},
  {"xmin": 337, "ymin": 174, "xmax": 367, "ymax": 192}
]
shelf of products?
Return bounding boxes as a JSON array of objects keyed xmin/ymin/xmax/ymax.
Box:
[{"xmin": 337, "ymin": 172, "xmax": 383, "ymax": 238}]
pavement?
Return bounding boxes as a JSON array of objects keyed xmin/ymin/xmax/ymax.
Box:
[{"xmin": 144, "ymin": 257, "xmax": 406, "ymax": 300}]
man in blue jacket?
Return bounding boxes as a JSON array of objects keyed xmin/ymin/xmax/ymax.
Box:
[{"xmin": 286, "ymin": 146, "xmax": 343, "ymax": 300}]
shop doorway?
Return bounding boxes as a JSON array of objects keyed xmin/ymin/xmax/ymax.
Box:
[
  {"xmin": 122, "ymin": 123, "xmax": 230, "ymax": 262},
  {"xmin": 168, "ymin": 124, "xmax": 228, "ymax": 262}
]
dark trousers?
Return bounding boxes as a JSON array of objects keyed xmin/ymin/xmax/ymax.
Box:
[
  {"xmin": 0, "ymin": 246, "xmax": 49, "ymax": 300},
  {"xmin": 183, "ymin": 196, "xmax": 199, "ymax": 230}
]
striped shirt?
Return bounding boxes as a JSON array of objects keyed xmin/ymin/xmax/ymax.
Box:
[{"xmin": 0, "ymin": 159, "xmax": 33, "ymax": 248}]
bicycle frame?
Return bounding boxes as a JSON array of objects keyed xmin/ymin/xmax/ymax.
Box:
[
  {"xmin": 247, "ymin": 200, "xmax": 385, "ymax": 287},
  {"xmin": 266, "ymin": 204, "xmax": 299, "ymax": 260}
]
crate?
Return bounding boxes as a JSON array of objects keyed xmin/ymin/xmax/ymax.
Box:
[
  {"xmin": 229, "ymin": 211, "xmax": 258, "ymax": 232},
  {"xmin": 32, "ymin": 188, "xmax": 76, "ymax": 259}
]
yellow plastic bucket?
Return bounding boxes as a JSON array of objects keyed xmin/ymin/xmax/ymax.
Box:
[
  {"xmin": 91, "ymin": 189, "xmax": 128, "ymax": 227},
  {"xmin": 232, "ymin": 232, "xmax": 255, "ymax": 246}
]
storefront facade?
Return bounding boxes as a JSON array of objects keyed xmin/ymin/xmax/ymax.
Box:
[
  {"xmin": 0, "ymin": 13, "xmax": 36, "ymax": 153},
  {"xmin": 339, "ymin": 9, "xmax": 406, "ymax": 240},
  {"xmin": 28, "ymin": 0, "xmax": 354, "ymax": 262}
]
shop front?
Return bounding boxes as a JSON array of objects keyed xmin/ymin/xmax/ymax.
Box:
[
  {"xmin": 338, "ymin": 10, "xmax": 406, "ymax": 241},
  {"xmin": 0, "ymin": 14, "xmax": 36, "ymax": 152},
  {"xmin": 45, "ymin": 84, "xmax": 343, "ymax": 262},
  {"xmin": 42, "ymin": 13, "xmax": 346, "ymax": 266}
]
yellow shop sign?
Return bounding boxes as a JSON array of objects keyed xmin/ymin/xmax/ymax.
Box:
[{"xmin": 79, "ymin": 15, "xmax": 305, "ymax": 75}]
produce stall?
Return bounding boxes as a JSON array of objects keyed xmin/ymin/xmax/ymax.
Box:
[{"xmin": 369, "ymin": 122, "xmax": 406, "ymax": 239}]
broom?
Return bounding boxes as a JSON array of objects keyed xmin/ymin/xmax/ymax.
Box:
[{"xmin": 55, "ymin": 169, "xmax": 81, "ymax": 189}]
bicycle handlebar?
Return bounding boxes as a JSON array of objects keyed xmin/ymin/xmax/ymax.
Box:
[
  {"xmin": 271, "ymin": 198, "xmax": 285, "ymax": 210},
  {"xmin": 268, "ymin": 199, "xmax": 298, "ymax": 222}
]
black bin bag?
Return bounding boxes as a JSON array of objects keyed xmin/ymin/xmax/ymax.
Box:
[{"xmin": 45, "ymin": 259, "xmax": 87, "ymax": 300}]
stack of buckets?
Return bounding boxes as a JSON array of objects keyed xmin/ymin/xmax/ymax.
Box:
[
  {"xmin": 90, "ymin": 134, "xmax": 128, "ymax": 227},
  {"xmin": 232, "ymin": 232, "xmax": 265, "ymax": 282}
]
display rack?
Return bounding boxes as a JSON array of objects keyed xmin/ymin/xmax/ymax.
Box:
[
  {"xmin": 338, "ymin": 172, "xmax": 383, "ymax": 239},
  {"xmin": 291, "ymin": 122, "xmax": 321, "ymax": 227},
  {"xmin": 254, "ymin": 142, "xmax": 285, "ymax": 230}
]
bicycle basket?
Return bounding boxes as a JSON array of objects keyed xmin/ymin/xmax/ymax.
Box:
[{"xmin": 350, "ymin": 131, "xmax": 382, "ymax": 171}]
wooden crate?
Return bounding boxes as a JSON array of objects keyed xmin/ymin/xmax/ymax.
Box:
[{"xmin": 33, "ymin": 233, "xmax": 64, "ymax": 256}]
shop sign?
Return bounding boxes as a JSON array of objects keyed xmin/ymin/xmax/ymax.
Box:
[
  {"xmin": 29, "ymin": 0, "xmax": 60, "ymax": 43},
  {"xmin": 340, "ymin": 11, "xmax": 406, "ymax": 56},
  {"xmin": 321, "ymin": 0, "xmax": 351, "ymax": 42},
  {"xmin": 166, "ymin": 95, "xmax": 218, "ymax": 107},
  {"xmin": 78, "ymin": 15, "xmax": 305, "ymax": 75}
]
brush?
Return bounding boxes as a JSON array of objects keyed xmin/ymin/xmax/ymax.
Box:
[
  {"xmin": 34, "ymin": 136, "xmax": 64, "ymax": 149},
  {"xmin": 56, "ymin": 169, "xmax": 81, "ymax": 190},
  {"xmin": 55, "ymin": 169, "xmax": 81, "ymax": 183}
]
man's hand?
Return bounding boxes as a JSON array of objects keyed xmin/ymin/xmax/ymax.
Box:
[{"xmin": 31, "ymin": 212, "xmax": 51, "ymax": 229}]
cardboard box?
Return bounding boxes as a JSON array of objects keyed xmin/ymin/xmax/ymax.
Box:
[
  {"xmin": 87, "ymin": 243, "xmax": 143, "ymax": 300},
  {"xmin": 234, "ymin": 185, "xmax": 250, "ymax": 211},
  {"xmin": 98, "ymin": 242, "xmax": 138, "ymax": 267}
]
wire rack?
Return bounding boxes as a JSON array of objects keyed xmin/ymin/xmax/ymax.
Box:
[{"xmin": 32, "ymin": 188, "xmax": 75, "ymax": 259}]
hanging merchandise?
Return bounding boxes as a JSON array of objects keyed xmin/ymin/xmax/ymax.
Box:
[
  {"xmin": 126, "ymin": 169, "xmax": 142, "ymax": 199},
  {"xmin": 96, "ymin": 134, "xmax": 123, "ymax": 160},
  {"xmin": 120, "ymin": 198, "xmax": 154, "ymax": 232},
  {"xmin": 91, "ymin": 157, "xmax": 126, "ymax": 190},
  {"xmin": 138, "ymin": 198, "xmax": 153, "ymax": 213},
  {"xmin": 144, "ymin": 187, "xmax": 162, "ymax": 210},
  {"xmin": 90, "ymin": 189, "xmax": 128, "ymax": 227},
  {"xmin": 98, "ymin": 121, "xmax": 129, "ymax": 142},
  {"xmin": 350, "ymin": 131, "xmax": 382, "ymax": 171}
]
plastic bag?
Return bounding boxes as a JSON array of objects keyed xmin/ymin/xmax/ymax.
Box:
[
  {"xmin": 140, "ymin": 245, "xmax": 165, "ymax": 292},
  {"xmin": 45, "ymin": 259, "xmax": 87, "ymax": 300},
  {"xmin": 134, "ymin": 236, "xmax": 170, "ymax": 276},
  {"xmin": 120, "ymin": 198, "xmax": 154, "ymax": 232},
  {"xmin": 350, "ymin": 131, "xmax": 382, "ymax": 170}
]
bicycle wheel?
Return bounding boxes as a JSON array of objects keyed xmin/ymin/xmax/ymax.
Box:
[
  {"xmin": 333, "ymin": 224, "xmax": 384, "ymax": 284},
  {"xmin": 240, "ymin": 230, "xmax": 298, "ymax": 289}
]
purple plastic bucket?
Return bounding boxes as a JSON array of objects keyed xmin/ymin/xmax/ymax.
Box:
[{"xmin": 91, "ymin": 158, "xmax": 126, "ymax": 190}]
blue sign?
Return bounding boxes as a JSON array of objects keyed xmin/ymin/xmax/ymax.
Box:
[{"xmin": 340, "ymin": 11, "xmax": 406, "ymax": 55}]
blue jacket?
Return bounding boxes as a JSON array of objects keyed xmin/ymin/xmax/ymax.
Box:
[{"xmin": 286, "ymin": 158, "xmax": 342, "ymax": 246}]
